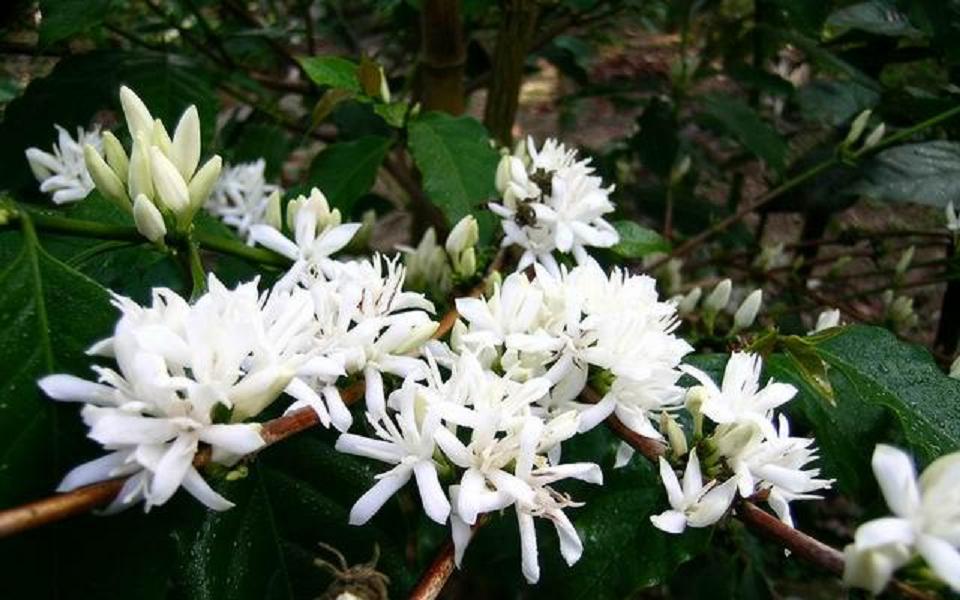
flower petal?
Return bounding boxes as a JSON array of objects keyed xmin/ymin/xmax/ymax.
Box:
[{"xmin": 348, "ymin": 470, "xmax": 411, "ymax": 525}]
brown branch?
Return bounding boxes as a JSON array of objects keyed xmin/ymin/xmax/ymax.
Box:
[
  {"xmin": 418, "ymin": 0, "xmax": 466, "ymax": 114},
  {"xmin": 409, "ymin": 538, "xmax": 458, "ymax": 600}
]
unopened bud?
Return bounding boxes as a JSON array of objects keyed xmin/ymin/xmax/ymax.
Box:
[
  {"xmin": 670, "ymin": 155, "xmax": 691, "ymax": 185},
  {"xmin": 844, "ymin": 109, "xmax": 872, "ymax": 147},
  {"xmin": 119, "ymin": 86, "xmax": 155, "ymax": 140},
  {"xmin": 170, "ymin": 105, "xmax": 201, "ymax": 180},
  {"xmin": 446, "ymin": 215, "xmax": 479, "ymax": 256},
  {"xmin": 685, "ymin": 386, "xmax": 708, "ymax": 438},
  {"xmin": 264, "ymin": 190, "xmax": 282, "ymax": 231},
  {"xmin": 378, "ymin": 66, "xmax": 391, "ymax": 103},
  {"xmin": 812, "ymin": 308, "xmax": 841, "ymax": 333},
  {"xmin": 151, "ymin": 119, "xmax": 172, "ymax": 156},
  {"xmin": 862, "ymin": 123, "xmax": 885, "ymax": 151},
  {"xmin": 101, "ymin": 131, "xmax": 129, "ymax": 185},
  {"xmin": 733, "ymin": 289, "xmax": 763, "ymax": 332},
  {"xmin": 895, "ymin": 245, "xmax": 915, "ymax": 277},
  {"xmin": 677, "ymin": 286, "xmax": 702, "ymax": 316},
  {"xmin": 128, "ymin": 133, "xmax": 153, "ymax": 201},
  {"xmin": 394, "ymin": 321, "xmax": 440, "ymax": 355},
  {"xmin": 229, "ymin": 365, "xmax": 295, "ymax": 421},
  {"xmin": 495, "ymin": 154, "xmax": 513, "ymax": 194},
  {"xmin": 660, "ymin": 411, "xmax": 688, "ymax": 457},
  {"xmin": 704, "ymin": 279, "xmax": 732, "ymax": 313},
  {"xmin": 84, "ymin": 144, "xmax": 129, "ymax": 210},
  {"xmin": 150, "ymin": 146, "xmax": 190, "ymax": 215},
  {"xmin": 456, "ymin": 247, "xmax": 477, "ymax": 278},
  {"xmin": 132, "ymin": 194, "xmax": 166, "ymax": 243},
  {"xmin": 187, "ymin": 155, "xmax": 222, "ymax": 214}
]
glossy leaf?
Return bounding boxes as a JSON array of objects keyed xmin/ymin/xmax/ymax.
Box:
[
  {"xmin": 700, "ymin": 95, "xmax": 787, "ymax": 172},
  {"xmin": 609, "ymin": 220, "xmax": 669, "ymax": 258},
  {"xmin": 850, "ymin": 141, "xmax": 960, "ymax": 207}
]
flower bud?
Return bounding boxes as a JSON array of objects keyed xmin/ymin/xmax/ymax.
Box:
[
  {"xmin": 84, "ymin": 144, "xmax": 129, "ymax": 209},
  {"xmin": 264, "ymin": 190, "xmax": 282, "ymax": 231},
  {"xmin": 229, "ymin": 365, "xmax": 296, "ymax": 421},
  {"xmin": 895, "ymin": 245, "xmax": 915, "ymax": 277},
  {"xmin": 378, "ymin": 66, "xmax": 391, "ymax": 103},
  {"xmin": 660, "ymin": 411, "xmax": 688, "ymax": 457},
  {"xmin": 862, "ymin": 122, "xmax": 885, "ymax": 151},
  {"xmin": 187, "ymin": 155, "xmax": 222, "ymax": 213},
  {"xmin": 677, "ymin": 286, "xmax": 702, "ymax": 316},
  {"xmin": 128, "ymin": 133, "xmax": 153, "ymax": 201},
  {"xmin": 703, "ymin": 278, "xmax": 732, "ymax": 313},
  {"xmin": 119, "ymin": 86, "xmax": 154, "ymax": 140},
  {"xmin": 150, "ymin": 146, "xmax": 190, "ymax": 215},
  {"xmin": 844, "ymin": 109, "xmax": 872, "ymax": 147},
  {"xmin": 495, "ymin": 154, "xmax": 512, "ymax": 193},
  {"xmin": 151, "ymin": 119, "xmax": 172, "ymax": 156},
  {"xmin": 945, "ymin": 201, "xmax": 960, "ymax": 232},
  {"xmin": 456, "ymin": 247, "xmax": 477, "ymax": 278},
  {"xmin": 685, "ymin": 385, "xmax": 708, "ymax": 438},
  {"xmin": 132, "ymin": 194, "xmax": 166, "ymax": 243},
  {"xmin": 713, "ymin": 421, "xmax": 762, "ymax": 459},
  {"xmin": 394, "ymin": 321, "xmax": 440, "ymax": 355},
  {"xmin": 733, "ymin": 289, "xmax": 763, "ymax": 331},
  {"xmin": 812, "ymin": 308, "xmax": 841, "ymax": 333},
  {"xmin": 950, "ymin": 355, "xmax": 960, "ymax": 380},
  {"xmin": 446, "ymin": 215, "xmax": 479, "ymax": 256},
  {"xmin": 669, "ymin": 155, "xmax": 691, "ymax": 185},
  {"xmin": 171, "ymin": 105, "xmax": 201, "ymax": 180},
  {"xmin": 101, "ymin": 131, "xmax": 129, "ymax": 185}
]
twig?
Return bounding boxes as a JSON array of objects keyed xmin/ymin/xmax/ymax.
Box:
[{"xmin": 408, "ymin": 538, "xmax": 458, "ymax": 600}]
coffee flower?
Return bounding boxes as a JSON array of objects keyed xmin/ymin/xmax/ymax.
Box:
[
  {"xmin": 26, "ymin": 124, "xmax": 102, "ymax": 204},
  {"xmin": 650, "ymin": 448, "xmax": 738, "ymax": 534},
  {"xmin": 207, "ymin": 159, "xmax": 282, "ymax": 245},
  {"xmin": 844, "ymin": 445, "xmax": 960, "ymax": 594}
]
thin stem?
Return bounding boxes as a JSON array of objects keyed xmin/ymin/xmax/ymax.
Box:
[
  {"xmin": 648, "ymin": 103, "xmax": 960, "ymax": 271},
  {"xmin": 186, "ymin": 237, "xmax": 207, "ymax": 299},
  {"xmin": 193, "ymin": 230, "xmax": 291, "ymax": 267}
]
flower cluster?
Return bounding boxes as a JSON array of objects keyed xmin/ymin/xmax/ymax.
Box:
[
  {"xmin": 83, "ymin": 86, "xmax": 222, "ymax": 241},
  {"xmin": 400, "ymin": 215, "xmax": 480, "ymax": 296},
  {"xmin": 207, "ymin": 159, "xmax": 282, "ymax": 245},
  {"xmin": 336, "ymin": 350, "xmax": 601, "ymax": 584},
  {"xmin": 491, "ymin": 137, "xmax": 618, "ymax": 274},
  {"xmin": 26, "ymin": 124, "xmax": 102, "ymax": 204},
  {"xmin": 843, "ymin": 445, "xmax": 960, "ymax": 594},
  {"xmin": 650, "ymin": 353, "xmax": 833, "ymax": 533}
]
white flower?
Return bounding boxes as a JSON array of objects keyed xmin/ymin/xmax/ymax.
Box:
[
  {"xmin": 335, "ymin": 380, "xmax": 449, "ymax": 525},
  {"xmin": 681, "ymin": 352, "xmax": 795, "ymax": 436},
  {"xmin": 843, "ymin": 445, "xmax": 960, "ymax": 594},
  {"xmin": 207, "ymin": 159, "xmax": 283, "ymax": 245},
  {"xmin": 25, "ymin": 124, "xmax": 101, "ymax": 204},
  {"xmin": 811, "ymin": 308, "xmax": 841, "ymax": 333},
  {"xmin": 489, "ymin": 137, "xmax": 618, "ymax": 273},
  {"xmin": 250, "ymin": 187, "xmax": 361, "ymax": 289},
  {"xmin": 650, "ymin": 448, "xmax": 739, "ymax": 534}
]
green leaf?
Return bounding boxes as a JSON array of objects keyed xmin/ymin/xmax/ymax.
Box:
[
  {"xmin": 699, "ymin": 94, "xmax": 788, "ymax": 172},
  {"xmin": 849, "ymin": 141, "xmax": 960, "ymax": 207},
  {"xmin": 780, "ymin": 336, "xmax": 835, "ymax": 405},
  {"xmin": 767, "ymin": 326, "xmax": 960, "ymax": 501},
  {"xmin": 609, "ymin": 220, "xmax": 669, "ymax": 258},
  {"xmin": 0, "ymin": 50, "xmax": 217, "ymax": 195},
  {"xmin": 307, "ymin": 136, "xmax": 393, "ymax": 214},
  {"xmin": 826, "ymin": 1, "xmax": 921, "ymax": 38},
  {"xmin": 175, "ymin": 432, "xmax": 417, "ymax": 599},
  {"xmin": 795, "ymin": 79, "xmax": 880, "ymax": 126},
  {"xmin": 298, "ymin": 56, "xmax": 360, "ymax": 92},
  {"xmin": 407, "ymin": 111, "xmax": 499, "ymax": 237},
  {"xmin": 39, "ymin": 0, "xmax": 113, "ymax": 45},
  {"xmin": 633, "ymin": 98, "xmax": 678, "ymax": 179}
]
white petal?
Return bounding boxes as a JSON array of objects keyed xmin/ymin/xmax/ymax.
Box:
[
  {"xmin": 364, "ymin": 367, "xmax": 386, "ymax": 417},
  {"xmin": 658, "ymin": 457, "xmax": 684, "ymax": 510},
  {"xmin": 335, "ymin": 433, "xmax": 404, "ymax": 464},
  {"xmin": 323, "ymin": 386, "xmax": 354, "ymax": 433},
  {"xmin": 434, "ymin": 427, "xmax": 473, "ymax": 468},
  {"xmin": 88, "ymin": 414, "xmax": 179, "ymax": 445},
  {"xmin": 57, "ymin": 451, "xmax": 136, "ymax": 491},
  {"xmin": 148, "ymin": 434, "xmax": 198, "ymax": 507},
  {"xmin": 577, "ymin": 392, "xmax": 616, "ymax": 433},
  {"xmin": 872, "ymin": 445, "xmax": 920, "ymax": 517},
  {"xmin": 38, "ymin": 374, "xmax": 113, "ymax": 404},
  {"xmin": 650, "ymin": 509, "xmax": 687, "ymax": 534},
  {"xmin": 687, "ymin": 477, "xmax": 738, "ymax": 528},
  {"xmin": 553, "ymin": 510, "xmax": 584, "ymax": 565},
  {"xmin": 917, "ymin": 534, "xmax": 960, "ymax": 591},
  {"xmin": 854, "ymin": 517, "xmax": 916, "ymax": 550},
  {"xmin": 518, "ymin": 512, "xmax": 541, "ymax": 583},
  {"xmin": 249, "ymin": 225, "xmax": 300, "ymax": 259},
  {"xmin": 414, "ymin": 461, "xmax": 451, "ymax": 524},
  {"xmin": 199, "ymin": 424, "xmax": 264, "ymax": 456},
  {"xmin": 349, "ymin": 470, "xmax": 411, "ymax": 525},
  {"xmin": 181, "ymin": 466, "xmax": 235, "ymax": 511},
  {"xmin": 614, "ymin": 442, "xmax": 635, "ymax": 468},
  {"xmin": 682, "ymin": 447, "xmax": 704, "ymax": 499},
  {"xmin": 450, "ymin": 509, "xmax": 473, "ymax": 568}
]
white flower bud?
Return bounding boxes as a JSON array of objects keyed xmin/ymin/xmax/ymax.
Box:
[
  {"xmin": 151, "ymin": 118, "xmax": 172, "ymax": 156},
  {"xmin": 229, "ymin": 365, "xmax": 296, "ymax": 421},
  {"xmin": 713, "ymin": 421, "xmax": 762, "ymax": 459},
  {"xmin": 446, "ymin": 215, "xmax": 479, "ymax": 256},
  {"xmin": 378, "ymin": 66, "xmax": 391, "ymax": 103},
  {"xmin": 394, "ymin": 321, "xmax": 440, "ymax": 355},
  {"xmin": 862, "ymin": 122, "xmax": 885, "ymax": 151},
  {"xmin": 25, "ymin": 148, "xmax": 53, "ymax": 180},
  {"xmin": 187, "ymin": 155, "xmax": 222, "ymax": 213},
  {"xmin": 83, "ymin": 144, "xmax": 129, "ymax": 209},
  {"xmin": 812, "ymin": 308, "xmax": 841, "ymax": 333},
  {"xmin": 119, "ymin": 86, "xmax": 154, "ymax": 140},
  {"xmin": 660, "ymin": 411, "xmax": 688, "ymax": 457},
  {"xmin": 150, "ymin": 146, "xmax": 190, "ymax": 215},
  {"xmin": 670, "ymin": 155, "xmax": 691, "ymax": 185},
  {"xmin": 128, "ymin": 133, "xmax": 153, "ymax": 201},
  {"xmin": 945, "ymin": 201, "xmax": 960, "ymax": 232},
  {"xmin": 677, "ymin": 286, "xmax": 702, "ymax": 316},
  {"xmin": 495, "ymin": 154, "xmax": 512, "ymax": 193},
  {"xmin": 733, "ymin": 289, "xmax": 763, "ymax": 331},
  {"xmin": 950, "ymin": 355, "xmax": 960, "ymax": 380},
  {"xmin": 264, "ymin": 190, "xmax": 282, "ymax": 230},
  {"xmin": 171, "ymin": 105, "xmax": 201, "ymax": 180},
  {"xmin": 704, "ymin": 278, "xmax": 732, "ymax": 313},
  {"xmin": 456, "ymin": 247, "xmax": 477, "ymax": 278},
  {"xmin": 685, "ymin": 386, "xmax": 708, "ymax": 438},
  {"xmin": 844, "ymin": 109, "xmax": 872, "ymax": 146},
  {"xmin": 101, "ymin": 131, "xmax": 129, "ymax": 185},
  {"xmin": 132, "ymin": 193, "xmax": 166, "ymax": 243}
]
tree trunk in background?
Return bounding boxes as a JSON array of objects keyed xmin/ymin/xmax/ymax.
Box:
[
  {"xmin": 483, "ymin": 0, "xmax": 539, "ymax": 145},
  {"xmin": 419, "ymin": 0, "xmax": 466, "ymax": 115},
  {"xmin": 935, "ymin": 243, "xmax": 960, "ymax": 358}
]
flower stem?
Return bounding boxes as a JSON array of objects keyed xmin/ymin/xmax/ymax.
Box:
[{"xmin": 186, "ymin": 237, "xmax": 207, "ymax": 299}]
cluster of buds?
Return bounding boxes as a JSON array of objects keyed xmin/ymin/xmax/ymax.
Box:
[
  {"xmin": 84, "ymin": 86, "xmax": 222, "ymax": 242},
  {"xmin": 675, "ymin": 278, "xmax": 763, "ymax": 336},
  {"xmin": 401, "ymin": 215, "xmax": 480, "ymax": 296}
]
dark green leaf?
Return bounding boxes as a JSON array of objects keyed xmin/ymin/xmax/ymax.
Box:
[
  {"xmin": 609, "ymin": 220, "xmax": 669, "ymax": 258},
  {"xmin": 407, "ymin": 111, "xmax": 499, "ymax": 238},
  {"xmin": 780, "ymin": 336, "xmax": 835, "ymax": 405},
  {"xmin": 795, "ymin": 79, "xmax": 880, "ymax": 126},
  {"xmin": 634, "ymin": 97, "xmax": 678, "ymax": 179},
  {"xmin": 307, "ymin": 136, "xmax": 393, "ymax": 214},
  {"xmin": 850, "ymin": 141, "xmax": 960, "ymax": 207},
  {"xmin": 826, "ymin": 1, "xmax": 921, "ymax": 37},
  {"xmin": 700, "ymin": 94, "xmax": 788, "ymax": 172},
  {"xmin": 39, "ymin": 0, "xmax": 113, "ymax": 45},
  {"xmin": 298, "ymin": 56, "xmax": 360, "ymax": 92},
  {"xmin": 768, "ymin": 326, "xmax": 960, "ymax": 501}
]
